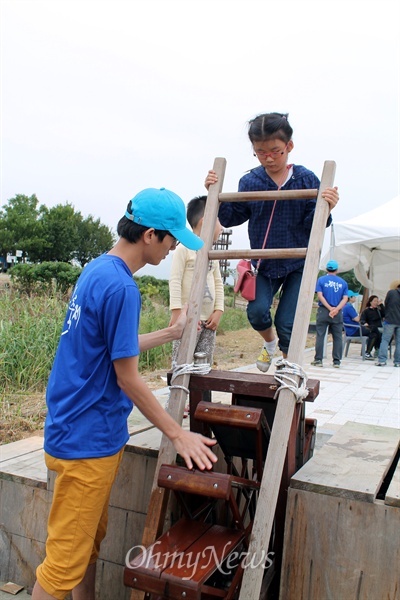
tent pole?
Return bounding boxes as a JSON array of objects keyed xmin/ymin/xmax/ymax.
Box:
[{"xmin": 329, "ymin": 223, "xmax": 335, "ymax": 259}]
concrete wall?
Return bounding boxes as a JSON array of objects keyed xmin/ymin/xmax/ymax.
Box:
[{"xmin": 0, "ymin": 432, "xmax": 162, "ymax": 600}]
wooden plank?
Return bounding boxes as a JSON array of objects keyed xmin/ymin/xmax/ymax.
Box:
[
  {"xmin": 280, "ymin": 489, "xmax": 400, "ymax": 600},
  {"xmin": 385, "ymin": 454, "xmax": 400, "ymax": 507},
  {"xmin": 0, "ymin": 450, "xmax": 47, "ymax": 487},
  {"xmin": 163, "ymin": 524, "xmax": 244, "ymax": 586},
  {"xmin": 194, "ymin": 402, "xmax": 262, "ymax": 429},
  {"xmin": 158, "ymin": 464, "xmax": 232, "ymax": 500},
  {"xmin": 219, "ymin": 189, "xmax": 318, "ymax": 202},
  {"xmin": 290, "ymin": 422, "xmax": 400, "ymax": 503},
  {"xmin": 167, "ymin": 369, "xmax": 319, "ymax": 401},
  {"xmin": 239, "ymin": 160, "xmax": 336, "ymax": 599},
  {"xmin": 126, "ymin": 428, "xmax": 162, "ymax": 457},
  {"xmin": 209, "ymin": 248, "xmax": 307, "ymax": 260},
  {"xmin": 0, "ymin": 436, "xmax": 43, "ymax": 463},
  {"xmin": 125, "ymin": 519, "xmax": 213, "ymax": 596},
  {"xmin": 130, "ymin": 157, "xmax": 227, "ymax": 600}
]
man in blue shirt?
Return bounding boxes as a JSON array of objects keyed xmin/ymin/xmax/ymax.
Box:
[
  {"xmin": 32, "ymin": 188, "xmax": 217, "ymax": 600},
  {"xmin": 342, "ymin": 293, "xmax": 369, "ymax": 334},
  {"xmin": 311, "ymin": 260, "xmax": 348, "ymax": 368}
]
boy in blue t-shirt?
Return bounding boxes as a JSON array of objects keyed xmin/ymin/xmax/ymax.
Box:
[
  {"xmin": 32, "ymin": 188, "xmax": 217, "ymax": 600},
  {"xmin": 311, "ymin": 260, "xmax": 348, "ymax": 368}
]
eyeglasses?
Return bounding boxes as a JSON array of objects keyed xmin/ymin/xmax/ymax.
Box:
[{"xmin": 253, "ymin": 144, "xmax": 288, "ymax": 159}]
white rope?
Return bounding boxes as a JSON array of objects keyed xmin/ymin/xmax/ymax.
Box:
[
  {"xmin": 168, "ymin": 361, "xmax": 212, "ymax": 396},
  {"xmin": 273, "ymin": 358, "xmax": 309, "ymax": 404}
]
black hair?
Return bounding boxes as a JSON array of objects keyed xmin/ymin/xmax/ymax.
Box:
[
  {"xmin": 186, "ymin": 195, "xmax": 207, "ymax": 229},
  {"xmin": 117, "ymin": 200, "xmax": 170, "ymax": 243},
  {"xmin": 248, "ymin": 112, "xmax": 293, "ymax": 144},
  {"xmin": 366, "ymin": 295, "xmax": 378, "ymax": 307}
]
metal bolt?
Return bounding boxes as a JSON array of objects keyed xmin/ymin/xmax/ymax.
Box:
[
  {"xmin": 167, "ymin": 474, "xmax": 172, "ymax": 480},
  {"xmin": 246, "ymin": 413, "xmax": 251, "ymax": 418},
  {"xmin": 182, "ymin": 593, "xmax": 187, "ymax": 598},
  {"xmin": 213, "ymin": 483, "xmax": 218, "ymax": 488},
  {"xmin": 133, "ymin": 578, "xmax": 137, "ymax": 583}
]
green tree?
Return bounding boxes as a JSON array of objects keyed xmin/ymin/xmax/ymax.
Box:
[
  {"xmin": 37, "ymin": 203, "xmax": 82, "ymax": 263},
  {"xmin": 75, "ymin": 216, "xmax": 115, "ymax": 267},
  {"xmin": 0, "ymin": 194, "xmax": 46, "ymax": 260},
  {"xmin": 1, "ymin": 194, "xmax": 115, "ymax": 266}
]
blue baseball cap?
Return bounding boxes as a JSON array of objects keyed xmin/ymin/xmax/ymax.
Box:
[
  {"xmin": 347, "ymin": 290, "xmax": 357, "ymax": 297},
  {"xmin": 326, "ymin": 259, "xmax": 339, "ymax": 271},
  {"xmin": 125, "ymin": 188, "xmax": 204, "ymax": 251}
]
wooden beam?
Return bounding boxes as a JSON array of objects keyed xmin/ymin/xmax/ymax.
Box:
[
  {"xmin": 219, "ymin": 189, "xmax": 318, "ymax": 202},
  {"xmin": 209, "ymin": 248, "xmax": 307, "ymax": 260},
  {"xmin": 167, "ymin": 369, "xmax": 320, "ymax": 401},
  {"xmin": 238, "ymin": 160, "xmax": 336, "ymax": 599},
  {"xmin": 130, "ymin": 157, "xmax": 226, "ymax": 600}
]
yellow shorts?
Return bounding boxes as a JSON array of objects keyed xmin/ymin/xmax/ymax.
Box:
[{"xmin": 36, "ymin": 449, "xmax": 124, "ymax": 600}]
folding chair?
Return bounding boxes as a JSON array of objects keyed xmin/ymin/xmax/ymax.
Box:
[{"xmin": 343, "ymin": 324, "xmax": 369, "ymax": 360}]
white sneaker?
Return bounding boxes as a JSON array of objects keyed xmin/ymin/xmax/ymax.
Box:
[{"xmin": 256, "ymin": 341, "xmax": 277, "ymax": 373}]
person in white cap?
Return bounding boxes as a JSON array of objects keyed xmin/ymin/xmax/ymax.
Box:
[
  {"xmin": 311, "ymin": 260, "xmax": 348, "ymax": 368},
  {"xmin": 32, "ymin": 188, "xmax": 217, "ymax": 600}
]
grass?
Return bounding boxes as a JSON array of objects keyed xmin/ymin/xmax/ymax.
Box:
[
  {"xmin": 0, "ymin": 282, "xmax": 318, "ymax": 444},
  {"xmin": 0, "ymin": 293, "xmax": 66, "ymax": 390},
  {"xmin": 0, "ymin": 287, "xmax": 251, "ymax": 444}
]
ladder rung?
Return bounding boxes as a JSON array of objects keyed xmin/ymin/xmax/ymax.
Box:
[
  {"xmin": 219, "ymin": 189, "xmax": 318, "ymax": 202},
  {"xmin": 209, "ymin": 248, "xmax": 307, "ymax": 260}
]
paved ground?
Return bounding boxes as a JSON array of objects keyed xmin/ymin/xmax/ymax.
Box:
[{"xmin": 300, "ymin": 346, "xmax": 399, "ymax": 434}]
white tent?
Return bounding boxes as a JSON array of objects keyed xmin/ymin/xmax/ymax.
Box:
[{"xmin": 321, "ymin": 196, "xmax": 400, "ymax": 299}]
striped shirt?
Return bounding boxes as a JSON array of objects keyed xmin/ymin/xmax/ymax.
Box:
[{"xmin": 218, "ymin": 164, "xmax": 332, "ymax": 279}]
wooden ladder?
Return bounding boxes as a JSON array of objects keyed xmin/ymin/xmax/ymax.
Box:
[{"xmin": 130, "ymin": 157, "xmax": 336, "ymax": 600}]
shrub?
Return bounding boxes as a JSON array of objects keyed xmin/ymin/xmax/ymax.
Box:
[
  {"xmin": 134, "ymin": 275, "xmax": 170, "ymax": 305},
  {"xmin": 10, "ymin": 262, "xmax": 82, "ymax": 296}
]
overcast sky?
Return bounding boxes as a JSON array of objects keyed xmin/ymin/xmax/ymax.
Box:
[{"xmin": 1, "ymin": 0, "xmax": 399, "ymax": 278}]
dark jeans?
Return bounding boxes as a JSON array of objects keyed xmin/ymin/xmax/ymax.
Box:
[
  {"xmin": 365, "ymin": 326, "xmax": 382, "ymax": 353},
  {"xmin": 314, "ymin": 305, "xmax": 343, "ymax": 363},
  {"xmin": 348, "ymin": 325, "xmax": 381, "ymax": 353},
  {"xmin": 246, "ymin": 268, "xmax": 303, "ymax": 354}
]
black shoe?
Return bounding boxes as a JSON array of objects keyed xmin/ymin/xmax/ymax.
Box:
[
  {"xmin": 333, "ymin": 361, "xmax": 341, "ymax": 368},
  {"xmin": 364, "ymin": 353, "xmax": 374, "ymax": 360},
  {"xmin": 311, "ymin": 359, "xmax": 323, "ymax": 367}
]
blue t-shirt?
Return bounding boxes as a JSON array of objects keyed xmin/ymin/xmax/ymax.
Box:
[
  {"xmin": 343, "ymin": 303, "xmax": 360, "ymax": 336},
  {"xmin": 316, "ymin": 274, "xmax": 348, "ymax": 307},
  {"xmin": 44, "ymin": 254, "xmax": 141, "ymax": 459}
]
